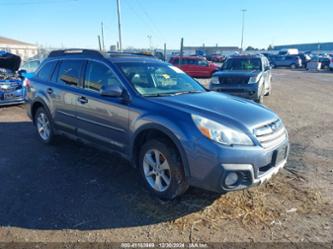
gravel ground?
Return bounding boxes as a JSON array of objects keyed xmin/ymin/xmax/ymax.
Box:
[{"xmin": 0, "ymin": 69, "xmax": 332, "ymax": 244}]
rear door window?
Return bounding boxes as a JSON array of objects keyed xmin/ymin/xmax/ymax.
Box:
[
  {"xmin": 57, "ymin": 60, "xmax": 83, "ymax": 87},
  {"xmin": 197, "ymin": 59, "xmax": 208, "ymax": 66},
  {"xmin": 171, "ymin": 58, "xmax": 179, "ymax": 64},
  {"xmin": 37, "ymin": 61, "xmax": 57, "ymax": 81}
]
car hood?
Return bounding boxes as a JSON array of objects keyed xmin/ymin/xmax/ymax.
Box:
[
  {"xmin": 0, "ymin": 51, "xmax": 21, "ymax": 72},
  {"xmin": 150, "ymin": 92, "xmax": 278, "ymax": 130},
  {"xmin": 213, "ymin": 70, "xmax": 261, "ymax": 77}
]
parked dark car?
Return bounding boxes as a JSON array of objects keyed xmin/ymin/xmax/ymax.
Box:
[
  {"xmin": 210, "ymin": 54, "xmax": 225, "ymax": 63},
  {"xmin": 209, "ymin": 55, "xmax": 272, "ymax": 103},
  {"xmin": 26, "ymin": 49, "xmax": 289, "ymax": 200},
  {"xmin": 0, "ymin": 51, "xmax": 25, "ymax": 106},
  {"xmin": 270, "ymin": 55, "xmax": 302, "ymax": 69},
  {"xmin": 169, "ymin": 56, "xmax": 219, "ymax": 78},
  {"xmin": 317, "ymin": 56, "xmax": 331, "ymax": 69},
  {"xmin": 298, "ymin": 53, "xmax": 312, "ymax": 68}
]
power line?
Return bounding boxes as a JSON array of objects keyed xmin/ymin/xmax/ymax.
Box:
[
  {"xmin": 0, "ymin": 0, "xmax": 78, "ymax": 6},
  {"xmin": 134, "ymin": 0, "xmax": 166, "ymax": 41},
  {"xmin": 123, "ymin": 0, "xmax": 163, "ymax": 48}
]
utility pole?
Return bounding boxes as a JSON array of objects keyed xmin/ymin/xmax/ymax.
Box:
[
  {"xmin": 101, "ymin": 22, "xmax": 105, "ymax": 51},
  {"xmin": 98, "ymin": 35, "xmax": 102, "ymax": 51},
  {"xmin": 240, "ymin": 9, "xmax": 247, "ymax": 52},
  {"xmin": 164, "ymin": 43, "xmax": 167, "ymax": 61},
  {"xmin": 116, "ymin": 0, "xmax": 123, "ymax": 51},
  {"xmin": 147, "ymin": 35, "xmax": 152, "ymax": 51},
  {"xmin": 179, "ymin": 38, "xmax": 184, "ymax": 66}
]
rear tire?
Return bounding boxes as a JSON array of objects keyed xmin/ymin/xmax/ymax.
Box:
[
  {"xmin": 256, "ymin": 87, "xmax": 264, "ymax": 104},
  {"xmin": 265, "ymin": 88, "xmax": 271, "ymax": 96},
  {"xmin": 34, "ymin": 107, "xmax": 55, "ymax": 144},
  {"xmin": 138, "ymin": 139, "xmax": 189, "ymax": 200},
  {"xmin": 256, "ymin": 94, "xmax": 264, "ymax": 104}
]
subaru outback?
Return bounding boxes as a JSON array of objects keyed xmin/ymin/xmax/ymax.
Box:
[{"xmin": 26, "ymin": 49, "xmax": 289, "ymax": 200}]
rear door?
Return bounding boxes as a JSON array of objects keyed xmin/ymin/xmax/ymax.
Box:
[
  {"xmin": 276, "ymin": 56, "xmax": 285, "ymax": 66},
  {"xmin": 195, "ymin": 59, "xmax": 210, "ymax": 77},
  {"xmin": 52, "ymin": 59, "xmax": 85, "ymax": 133},
  {"xmin": 179, "ymin": 58, "xmax": 193, "ymax": 76},
  {"xmin": 75, "ymin": 60, "xmax": 129, "ymax": 154}
]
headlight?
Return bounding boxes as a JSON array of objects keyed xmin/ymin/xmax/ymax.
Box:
[
  {"xmin": 191, "ymin": 115, "xmax": 254, "ymax": 146},
  {"xmin": 210, "ymin": 76, "xmax": 220, "ymax": 85},
  {"xmin": 248, "ymin": 75, "xmax": 263, "ymax": 84}
]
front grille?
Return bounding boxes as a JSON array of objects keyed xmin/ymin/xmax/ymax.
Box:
[
  {"xmin": 219, "ymin": 76, "xmax": 249, "ymax": 84},
  {"xmin": 254, "ymin": 119, "xmax": 287, "ymax": 148},
  {"xmin": 0, "ymin": 82, "xmax": 21, "ymax": 92}
]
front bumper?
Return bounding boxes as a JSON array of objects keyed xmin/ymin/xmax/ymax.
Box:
[
  {"xmin": 0, "ymin": 88, "xmax": 26, "ymax": 106},
  {"xmin": 186, "ymin": 136, "xmax": 289, "ymax": 193},
  {"xmin": 210, "ymin": 83, "xmax": 260, "ymax": 100}
]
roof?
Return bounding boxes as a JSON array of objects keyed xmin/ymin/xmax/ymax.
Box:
[
  {"xmin": 0, "ymin": 36, "xmax": 36, "ymax": 46},
  {"xmin": 46, "ymin": 49, "xmax": 163, "ymax": 64},
  {"xmin": 170, "ymin": 56, "xmax": 204, "ymax": 59},
  {"xmin": 229, "ymin": 54, "xmax": 263, "ymax": 58}
]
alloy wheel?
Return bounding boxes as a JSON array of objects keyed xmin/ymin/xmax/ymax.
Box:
[
  {"xmin": 36, "ymin": 112, "xmax": 51, "ymax": 141},
  {"xmin": 143, "ymin": 149, "xmax": 171, "ymax": 192}
]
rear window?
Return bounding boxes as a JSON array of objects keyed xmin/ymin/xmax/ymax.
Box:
[
  {"xmin": 37, "ymin": 61, "xmax": 57, "ymax": 81},
  {"xmin": 57, "ymin": 60, "xmax": 83, "ymax": 87},
  {"xmin": 223, "ymin": 58, "xmax": 262, "ymax": 71}
]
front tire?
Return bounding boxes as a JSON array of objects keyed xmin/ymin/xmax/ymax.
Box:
[
  {"xmin": 138, "ymin": 139, "xmax": 189, "ymax": 200},
  {"xmin": 34, "ymin": 107, "xmax": 55, "ymax": 144}
]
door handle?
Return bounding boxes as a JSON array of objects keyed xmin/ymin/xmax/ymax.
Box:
[
  {"xmin": 78, "ymin": 96, "xmax": 88, "ymax": 104},
  {"xmin": 47, "ymin": 88, "xmax": 53, "ymax": 94}
]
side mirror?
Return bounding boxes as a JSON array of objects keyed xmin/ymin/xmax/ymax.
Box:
[
  {"xmin": 100, "ymin": 85, "xmax": 123, "ymax": 97},
  {"xmin": 18, "ymin": 69, "xmax": 27, "ymax": 78}
]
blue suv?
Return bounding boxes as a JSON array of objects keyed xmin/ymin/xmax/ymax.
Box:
[{"xmin": 26, "ymin": 49, "xmax": 289, "ymax": 200}]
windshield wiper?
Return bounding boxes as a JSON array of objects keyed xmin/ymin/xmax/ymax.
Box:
[
  {"xmin": 143, "ymin": 93, "xmax": 174, "ymax": 97},
  {"xmin": 170, "ymin": 90, "xmax": 203, "ymax": 96},
  {"xmin": 144, "ymin": 90, "xmax": 203, "ymax": 97}
]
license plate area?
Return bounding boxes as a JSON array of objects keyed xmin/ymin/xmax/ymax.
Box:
[
  {"xmin": 272, "ymin": 145, "xmax": 288, "ymax": 165},
  {"xmin": 4, "ymin": 93, "xmax": 15, "ymax": 100}
]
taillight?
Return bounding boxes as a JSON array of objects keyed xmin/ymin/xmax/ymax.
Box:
[{"xmin": 23, "ymin": 78, "xmax": 31, "ymax": 89}]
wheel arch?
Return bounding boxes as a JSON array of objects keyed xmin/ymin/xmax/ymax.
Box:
[
  {"xmin": 31, "ymin": 98, "xmax": 49, "ymax": 124},
  {"xmin": 131, "ymin": 124, "xmax": 191, "ymax": 178}
]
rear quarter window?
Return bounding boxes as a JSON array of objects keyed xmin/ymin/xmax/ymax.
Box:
[{"xmin": 37, "ymin": 61, "xmax": 57, "ymax": 81}]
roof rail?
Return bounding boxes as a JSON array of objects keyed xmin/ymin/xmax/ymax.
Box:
[
  {"xmin": 48, "ymin": 49, "xmax": 106, "ymax": 58},
  {"xmin": 107, "ymin": 51, "xmax": 155, "ymax": 58}
]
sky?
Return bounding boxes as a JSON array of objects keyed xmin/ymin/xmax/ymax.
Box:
[{"xmin": 1, "ymin": 0, "xmax": 333, "ymax": 50}]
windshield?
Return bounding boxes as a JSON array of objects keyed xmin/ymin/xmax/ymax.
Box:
[
  {"xmin": 223, "ymin": 58, "xmax": 262, "ymax": 71},
  {"xmin": 116, "ymin": 63, "xmax": 205, "ymax": 97}
]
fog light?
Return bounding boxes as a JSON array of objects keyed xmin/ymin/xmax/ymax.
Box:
[{"xmin": 225, "ymin": 172, "xmax": 239, "ymax": 186}]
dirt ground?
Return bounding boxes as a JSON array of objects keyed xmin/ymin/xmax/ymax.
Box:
[{"xmin": 0, "ymin": 69, "xmax": 332, "ymax": 244}]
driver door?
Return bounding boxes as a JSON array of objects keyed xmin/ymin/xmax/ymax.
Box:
[{"xmin": 75, "ymin": 60, "xmax": 129, "ymax": 154}]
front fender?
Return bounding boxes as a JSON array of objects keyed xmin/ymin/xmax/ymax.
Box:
[{"xmin": 129, "ymin": 115, "xmax": 194, "ymax": 178}]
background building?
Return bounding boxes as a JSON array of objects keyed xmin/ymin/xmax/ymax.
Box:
[
  {"xmin": 273, "ymin": 42, "xmax": 333, "ymax": 53},
  {"xmin": 0, "ymin": 36, "xmax": 38, "ymax": 61},
  {"xmin": 183, "ymin": 46, "xmax": 240, "ymax": 56}
]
